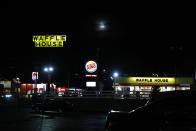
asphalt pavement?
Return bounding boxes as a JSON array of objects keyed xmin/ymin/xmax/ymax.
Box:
[
  {"xmin": 0, "ymin": 103, "xmax": 107, "ymax": 131},
  {"xmin": 0, "ymin": 98, "xmax": 146, "ymax": 131}
]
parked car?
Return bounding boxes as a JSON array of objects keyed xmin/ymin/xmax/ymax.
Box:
[
  {"xmin": 58, "ymin": 91, "xmax": 65, "ymax": 96},
  {"xmin": 105, "ymin": 91, "xmax": 196, "ymax": 131},
  {"xmin": 31, "ymin": 93, "xmax": 43, "ymax": 104},
  {"xmin": 64, "ymin": 88, "xmax": 83, "ymax": 97},
  {"xmin": 64, "ymin": 91, "xmax": 79, "ymax": 97},
  {"xmin": 32, "ymin": 99, "xmax": 74, "ymax": 113},
  {"xmin": 1, "ymin": 92, "xmax": 17, "ymax": 103},
  {"xmin": 0, "ymin": 92, "xmax": 5, "ymax": 104}
]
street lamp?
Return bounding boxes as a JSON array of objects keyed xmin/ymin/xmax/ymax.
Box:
[
  {"xmin": 16, "ymin": 78, "xmax": 20, "ymax": 81},
  {"xmin": 13, "ymin": 77, "xmax": 21, "ymax": 108},
  {"xmin": 44, "ymin": 67, "xmax": 53, "ymax": 93},
  {"xmin": 97, "ymin": 21, "xmax": 107, "ymax": 31},
  {"xmin": 49, "ymin": 67, "xmax": 53, "ymax": 71},
  {"xmin": 99, "ymin": 23, "xmax": 105, "ymax": 30},
  {"xmin": 13, "ymin": 77, "xmax": 21, "ymax": 93},
  {"xmin": 112, "ymin": 72, "xmax": 119, "ymax": 94},
  {"xmin": 44, "ymin": 68, "xmax": 48, "ymax": 72},
  {"xmin": 44, "ymin": 67, "xmax": 53, "ymax": 73},
  {"xmin": 113, "ymin": 72, "xmax": 119, "ymax": 78}
]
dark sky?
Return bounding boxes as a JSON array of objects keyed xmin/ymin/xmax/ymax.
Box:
[{"xmin": 1, "ymin": 4, "xmax": 196, "ymax": 82}]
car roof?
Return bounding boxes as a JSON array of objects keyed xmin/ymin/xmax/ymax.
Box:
[
  {"xmin": 149, "ymin": 90, "xmax": 196, "ymax": 103},
  {"xmin": 153, "ymin": 90, "xmax": 196, "ymax": 97}
]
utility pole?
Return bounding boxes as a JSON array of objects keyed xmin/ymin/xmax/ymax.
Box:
[
  {"xmin": 44, "ymin": 67, "xmax": 53, "ymax": 94},
  {"xmin": 191, "ymin": 69, "xmax": 196, "ymax": 90},
  {"xmin": 96, "ymin": 48, "xmax": 100, "ymax": 93},
  {"xmin": 195, "ymin": 69, "xmax": 196, "ymax": 80},
  {"xmin": 96, "ymin": 48, "xmax": 100, "ymax": 62},
  {"xmin": 48, "ymin": 73, "xmax": 51, "ymax": 93}
]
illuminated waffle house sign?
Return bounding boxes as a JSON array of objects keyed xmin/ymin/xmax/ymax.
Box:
[
  {"xmin": 114, "ymin": 77, "xmax": 176, "ymax": 86},
  {"xmin": 85, "ymin": 61, "xmax": 97, "ymax": 73}
]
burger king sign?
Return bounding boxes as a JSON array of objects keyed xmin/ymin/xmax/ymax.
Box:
[{"xmin": 85, "ymin": 61, "xmax": 97, "ymax": 73}]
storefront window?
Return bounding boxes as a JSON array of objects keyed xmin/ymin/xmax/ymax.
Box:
[{"xmin": 160, "ymin": 86, "xmax": 175, "ymax": 92}]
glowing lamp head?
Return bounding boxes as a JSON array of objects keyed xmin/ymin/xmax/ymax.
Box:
[
  {"xmin": 44, "ymin": 67, "xmax": 53, "ymax": 72},
  {"xmin": 49, "ymin": 67, "xmax": 53, "ymax": 71},
  {"xmin": 113, "ymin": 72, "xmax": 119, "ymax": 78},
  {"xmin": 99, "ymin": 24, "xmax": 105, "ymax": 30},
  {"xmin": 44, "ymin": 68, "xmax": 48, "ymax": 72},
  {"xmin": 98, "ymin": 21, "xmax": 106, "ymax": 31}
]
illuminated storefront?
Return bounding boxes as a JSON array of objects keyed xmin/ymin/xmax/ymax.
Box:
[
  {"xmin": 20, "ymin": 83, "xmax": 56, "ymax": 97},
  {"xmin": 113, "ymin": 77, "xmax": 193, "ymax": 97},
  {"xmin": 57, "ymin": 87, "xmax": 66, "ymax": 93},
  {"xmin": 0, "ymin": 81, "xmax": 11, "ymax": 92}
]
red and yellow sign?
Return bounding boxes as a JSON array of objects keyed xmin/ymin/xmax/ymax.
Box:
[{"xmin": 85, "ymin": 61, "xmax": 97, "ymax": 73}]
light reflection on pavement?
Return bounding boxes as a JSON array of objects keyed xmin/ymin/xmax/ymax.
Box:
[
  {"xmin": 0, "ymin": 106, "xmax": 107, "ymax": 131},
  {"xmin": 32, "ymin": 111, "xmax": 107, "ymax": 131}
]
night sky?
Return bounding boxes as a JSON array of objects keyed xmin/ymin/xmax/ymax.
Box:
[{"xmin": 1, "ymin": 4, "xmax": 196, "ymax": 84}]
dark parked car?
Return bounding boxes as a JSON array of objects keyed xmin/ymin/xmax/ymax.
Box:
[
  {"xmin": 0, "ymin": 92, "xmax": 17, "ymax": 103},
  {"xmin": 0, "ymin": 92, "xmax": 5, "ymax": 104},
  {"xmin": 32, "ymin": 99, "xmax": 74, "ymax": 113},
  {"xmin": 105, "ymin": 91, "xmax": 196, "ymax": 131}
]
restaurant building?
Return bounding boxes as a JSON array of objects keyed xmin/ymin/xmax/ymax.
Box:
[
  {"xmin": 113, "ymin": 77, "xmax": 194, "ymax": 97},
  {"xmin": 0, "ymin": 81, "xmax": 11, "ymax": 92},
  {"xmin": 20, "ymin": 83, "xmax": 56, "ymax": 98}
]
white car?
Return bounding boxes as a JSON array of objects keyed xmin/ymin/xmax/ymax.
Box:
[{"xmin": 58, "ymin": 91, "xmax": 64, "ymax": 96}]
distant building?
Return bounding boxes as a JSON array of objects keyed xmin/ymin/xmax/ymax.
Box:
[
  {"xmin": 113, "ymin": 76, "xmax": 194, "ymax": 98},
  {"xmin": 0, "ymin": 81, "xmax": 11, "ymax": 92}
]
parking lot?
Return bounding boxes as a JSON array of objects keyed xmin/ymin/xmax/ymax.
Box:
[
  {"xmin": 0, "ymin": 103, "xmax": 106, "ymax": 131},
  {"xmin": 0, "ymin": 98, "xmax": 147, "ymax": 131}
]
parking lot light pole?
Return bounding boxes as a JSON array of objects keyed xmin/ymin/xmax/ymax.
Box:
[
  {"xmin": 113, "ymin": 72, "xmax": 119, "ymax": 95},
  {"xmin": 44, "ymin": 67, "xmax": 53, "ymax": 94}
]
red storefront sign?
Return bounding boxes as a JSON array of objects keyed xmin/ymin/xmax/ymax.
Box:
[
  {"xmin": 57, "ymin": 87, "xmax": 66, "ymax": 92},
  {"xmin": 21, "ymin": 84, "xmax": 34, "ymax": 93},
  {"xmin": 85, "ymin": 74, "xmax": 98, "ymax": 77}
]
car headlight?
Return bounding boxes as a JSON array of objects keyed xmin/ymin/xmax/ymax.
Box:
[{"xmin": 5, "ymin": 94, "xmax": 12, "ymax": 98}]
